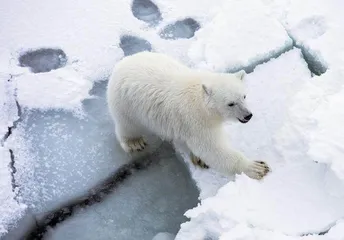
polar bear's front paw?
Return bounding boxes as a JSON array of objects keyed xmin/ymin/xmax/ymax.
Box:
[
  {"xmin": 191, "ymin": 154, "xmax": 209, "ymax": 169},
  {"xmin": 120, "ymin": 137, "xmax": 147, "ymax": 153},
  {"xmin": 244, "ymin": 161, "xmax": 270, "ymax": 180}
]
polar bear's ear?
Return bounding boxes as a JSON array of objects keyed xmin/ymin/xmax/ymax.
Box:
[
  {"xmin": 235, "ymin": 70, "xmax": 246, "ymax": 80},
  {"xmin": 202, "ymin": 84, "xmax": 212, "ymax": 96}
]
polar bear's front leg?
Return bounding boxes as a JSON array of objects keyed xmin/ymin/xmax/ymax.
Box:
[
  {"xmin": 243, "ymin": 161, "xmax": 270, "ymax": 180},
  {"xmin": 172, "ymin": 140, "xmax": 209, "ymax": 169},
  {"xmin": 187, "ymin": 135, "xmax": 270, "ymax": 180}
]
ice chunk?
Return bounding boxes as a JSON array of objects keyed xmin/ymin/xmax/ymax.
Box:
[
  {"xmin": 188, "ymin": 0, "xmax": 292, "ymax": 73},
  {"xmin": 0, "ymin": 147, "xmax": 27, "ymax": 238},
  {"xmin": 159, "ymin": 18, "xmax": 200, "ymax": 40},
  {"xmin": 120, "ymin": 35, "xmax": 152, "ymax": 57},
  {"xmin": 287, "ymin": 15, "xmax": 329, "ymax": 75},
  {"xmin": 275, "ymin": 67, "xmax": 344, "ymax": 182},
  {"xmin": 176, "ymin": 49, "xmax": 344, "ymax": 238},
  {"xmin": 131, "ymin": 0, "xmax": 162, "ymax": 25},
  {"xmin": 6, "ymin": 80, "xmax": 134, "ymax": 214},
  {"xmin": 262, "ymin": 0, "xmax": 344, "ymax": 75},
  {"xmin": 177, "ymin": 161, "xmax": 344, "ymax": 239},
  {"xmin": 308, "ymin": 80, "xmax": 344, "ymax": 180},
  {"xmin": 18, "ymin": 48, "xmax": 67, "ymax": 73},
  {"xmin": 15, "ymin": 68, "xmax": 93, "ymax": 111},
  {"xmin": 44, "ymin": 144, "xmax": 199, "ymax": 240}
]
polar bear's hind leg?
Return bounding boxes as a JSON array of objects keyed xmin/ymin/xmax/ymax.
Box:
[{"xmin": 114, "ymin": 117, "xmax": 147, "ymax": 153}]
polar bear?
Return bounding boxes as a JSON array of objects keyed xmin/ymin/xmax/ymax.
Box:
[{"xmin": 106, "ymin": 52, "xmax": 270, "ymax": 180}]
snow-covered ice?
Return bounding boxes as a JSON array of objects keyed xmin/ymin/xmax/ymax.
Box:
[
  {"xmin": 176, "ymin": 47, "xmax": 344, "ymax": 238},
  {"xmin": 0, "ymin": 73, "xmax": 18, "ymax": 139},
  {"xmin": 0, "ymin": 147, "xmax": 27, "ymax": 238},
  {"xmin": 308, "ymin": 86, "xmax": 344, "ymax": 180},
  {"xmin": 263, "ymin": 0, "xmax": 344, "ymax": 75},
  {"xmin": 0, "ymin": 70, "xmax": 27, "ymax": 238},
  {"xmin": 188, "ymin": 0, "xmax": 293, "ymax": 73},
  {"xmin": 15, "ymin": 68, "xmax": 93, "ymax": 111},
  {"xmin": 1, "ymin": 0, "xmax": 344, "ymax": 238},
  {"xmin": 175, "ymin": 0, "xmax": 344, "ymax": 238}
]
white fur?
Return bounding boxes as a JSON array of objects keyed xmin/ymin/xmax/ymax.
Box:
[{"xmin": 106, "ymin": 52, "xmax": 269, "ymax": 180}]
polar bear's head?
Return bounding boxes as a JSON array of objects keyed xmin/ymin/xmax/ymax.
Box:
[{"xmin": 202, "ymin": 70, "xmax": 252, "ymax": 123}]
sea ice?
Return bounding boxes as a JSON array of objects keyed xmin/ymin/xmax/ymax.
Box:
[
  {"xmin": 15, "ymin": 68, "xmax": 93, "ymax": 111},
  {"xmin": 0, "ymin": 147, "xmax": 27, "ymax": 238},
  {"xmin": 175, "ymin": 47, "xmax": 344, "ymax": 238},
  {"xmin": 44, "ymin": 144, "xmax": 199, "ymax": 240},
  {"xmin": 6, "ymin": 80, "xmax": 132, "ymax": 215},
  {"xmin": 0, "ymin": 73, "xmax": 18, "ymax": 139},
  {"xmin": 188, "ymin": 0, "xmax": 293, "ymax": 73}
]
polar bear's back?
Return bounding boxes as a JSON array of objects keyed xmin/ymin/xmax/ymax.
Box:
[
  {"xmin": 114, "ymin": 51, "xmax": 190, "ymax": 80},
  {"xmin": 107, "ymin": 52, "xmax": 204, "ymax": 140}
]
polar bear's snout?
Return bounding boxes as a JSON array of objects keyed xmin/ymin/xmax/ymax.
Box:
[
  {"xmin": 244, "ymin": 113, "xmax": 253, "ymax": 121},
  {"xmin": 238, "ymin": 114, "xmax": 252, "ymax": 123},
  {"xmin": 235, "ymin": 103, "xmax": 253, "ymax": 123}
]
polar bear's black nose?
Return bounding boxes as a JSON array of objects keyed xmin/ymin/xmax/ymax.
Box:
[{"xmin": 244, "ymin": 113, "xmax": 253, "ymax": 121}]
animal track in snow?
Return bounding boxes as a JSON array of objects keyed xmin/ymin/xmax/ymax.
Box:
[
  {"xmin": 159, "ymin": 18, "xmax": 200, "ymax": 40},
  {"xmin": 119, "ymin": 35, "xmax": 152, "ymax": 56},
  {"xmin": 19, "ymin": 48, "xmax": 67, "ymax": 73}
]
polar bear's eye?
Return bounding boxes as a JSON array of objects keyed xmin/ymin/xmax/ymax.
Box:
[
  {"xmin": 244, "ymin": 95, "xmax": 246, "ymax": 99},
  {"xmin": 228, "ymin": 103, "xmax": 235, "ymax": 107}
]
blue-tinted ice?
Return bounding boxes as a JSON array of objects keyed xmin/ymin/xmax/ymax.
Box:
[
  {"xmin": 11, "ymin": 81, "xmax": 130, "ymax": 215},
  {"xmin": 46, "ymin": 143, "xmax": 199, "ymax": 240}
]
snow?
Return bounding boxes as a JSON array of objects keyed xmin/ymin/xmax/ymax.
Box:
[
  {"xmin": 175, "ymin": 0, "xmax": 344, "ymax": 238},
  {"xmin": 177, "ymin": 161, "xmax": 344, "ymax": 239},
  {"xmin": 1, "ymin": 0, "xmax": 344, "ymax": 238},
  {"xmin": 0, "ymin": 73, "xmax": 18, "ymax": 138},
  {"xmin": 308, "ymin": 87, "xmax": 344, "ymax": 180},
  {"xmin": 15, "ymin": 68, "xmax": 93, "ymax": 111},
  {"xmin": 263, "ymin": 0, "xmax": 344, "ymax": 75},
  {"xmin": 0, "ymin": 69, "xmax": 26, "ymax": 238},
  {"xmin": 0, "ymin": 147, "xmax": 26, "ymax": 238},
  {"xmin": 188, "ymin": 0, "xmax": 293, "ymax": 73}
]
